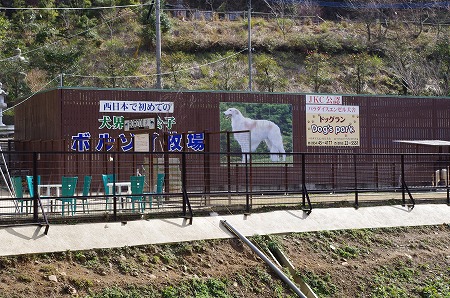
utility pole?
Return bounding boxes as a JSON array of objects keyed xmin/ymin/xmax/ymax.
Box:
[
  {"xmin": 247, "ymin": 0, "xmax": 252, "ymax": 91},
  {"xmin": 156, "ymin": 0, "xmax": 162, "ymax": 89}
]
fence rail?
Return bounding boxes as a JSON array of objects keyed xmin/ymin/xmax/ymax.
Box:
[{"xmin": 0, "ymin": 151, "xmax": 449, "ymax": 229}]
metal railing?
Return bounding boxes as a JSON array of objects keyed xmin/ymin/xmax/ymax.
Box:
[{"xmin": 0, "ymin": 151, "xmax": 449, "ymax": 229}]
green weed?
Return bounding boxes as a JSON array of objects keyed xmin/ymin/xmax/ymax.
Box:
[
  {"xmin": 159, "ymin": 251, "xmax": 176, "ymax": 264},
  {"xmin": 161, "ymin": 285, "xmax": 178, "ymax": 298},
  {"xmin": 39, "ymin": 264, "xmax": 57, "ymax": 275},
  {"xmin": 369, "ymin": 262, "xmax": 418, "ymax": 297},
  {"xmin": 417, "ymin": 276, "xmax": 450, "ymax": 298},
  {"xmin": 298, "ymin": 270, "xmax": 337, "ymax": 296},
  {"xmin": 117, "ymin": 260, "xmax": 137, "ymax": 274},
  {"xmin": 137, "ymin": 253, "xmax": 148, "ymax": 263},
  {"xmin": 175, "ymin": 242, "xmax": 194, "ymax": 254},
  {"xmin": 206, "ymin": 278, "xmax": 228, "ymax": 297},
  {"xmin": 190, "ymin": 278, "xmax": 209, "ymax": 296},
  {"xmin": 16, "ymin": 274, "xmax": 32, "ymax": 283},
  {"xmin": 336, "ymin": 244, "xmax": 359, "ymax": 259},
  {"xmin": 69, "ymin": 277, "xmax": 94, "ymax": 290},
  {"xmin": 151, "ymin": 255, "xmax": 160, "ymax": 264},
  {"xmin": 348, "ymin": 229, "xmax": 374, "ymax": 243},
  {"xmin": 371, "ymin": 284, "xmax": 408, "ymax": 298}
]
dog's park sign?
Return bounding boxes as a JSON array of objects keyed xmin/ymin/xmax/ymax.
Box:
[{"xmin": 306, "ymin": 95, "xmax": 360, "ymax": 147}]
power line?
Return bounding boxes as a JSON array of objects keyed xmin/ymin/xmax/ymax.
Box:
[
  {"xmin": 3, "ymin": 76, "xmax": 59, "ymax": 113},
  {"xmin": 63, "ymin": 48, "xmax": 248, "ymax": 80},
  {"xmin": 2, "ymin": 49, "xmax": 248, "ymax": 106},
  {"xmin": 0, "ymin": 3, "xmax": 150, "ymax": 10},
  {"xmin": 288, "ymin": 1, "xmax": 450, "ymax": 9}
]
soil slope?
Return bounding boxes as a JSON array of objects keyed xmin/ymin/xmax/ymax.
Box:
[{"xmin": 0, "ymin": 225, "xmax": 448, "ymax": 297}]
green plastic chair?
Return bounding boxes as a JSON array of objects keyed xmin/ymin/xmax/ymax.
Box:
[
  {"xmin": 147, "ymin": 173, "xmax": 165, "ymax": 208},
  {"xmin": 26, "ymin": 175, "xmax": 41, "ymax": 197},
  {"xmin": 102, "ymin": 174, "xmax": 115, "ymax": 210},
  {"xmin": 12, "ymin": 177, "xmax": 29, "ymax": 214},
  {"xmin": 128, "ymin": 175, "xmax": 145, "ymax": 213},
  {"xmin": 58, "ymin": 176, "xmax": 78, "ymax": 216},
  {"xmin": 80, "ymin": 176, "xmax": 92, "ymax": 213}
]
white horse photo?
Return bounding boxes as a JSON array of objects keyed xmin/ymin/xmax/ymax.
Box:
[{"xmin": 223, "ymin": 107, "xmax": 286, "ymax": 162}]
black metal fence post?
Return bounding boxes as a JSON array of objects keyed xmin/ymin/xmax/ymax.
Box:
[
  {"xmin": 182, "ymin": 151, "xmax": 187, "ymax": 217},
  {"xmin": 203, "ymin": 131, "xmax": 210, "ymax": 203},
  {"xmin": 401, "ymin": 154, "xmax": 406, "ymax": 206},
  {"xmin": 447, "ymin": 186, "xmax": 450, "ymax": 205},
  {"xmin": 284, "ymin": 162, "xmax": 288, "ymax": 193},
  {"xmin": 302, "ymin": 153, "xmax": 306, "ymax": 208},
  {"xmin": 181, "ymin": 151, "xmax": 193, "ymax": 223},
  {"xmin": 301, "ymin": 153, "xmax": 312, "ymax": 214},
  {"xmin": 32, "ymin": 152, "xmax": 38, "ymax": 222},
  {"xmin": 354, "ymin": 154, "xmax": 359, "ymax": 209},
  {"xmin": 112, "ymin": 152, "xmax": 117, "ymax": 221},
  {"xmin": 245, "ymin": 153, "xmax": 250, "ymax": 214},
  {"xmin": 226, "ymin": 132, "xmax": 231, "ymax": 199}
]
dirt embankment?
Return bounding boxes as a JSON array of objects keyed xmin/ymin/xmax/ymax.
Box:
[{"xmin": 0, "ymin": 225, "xmax": 449, "ymax": 297}]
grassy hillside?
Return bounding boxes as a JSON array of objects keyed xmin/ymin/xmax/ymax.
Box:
[{"xmin": 0, "ymin": 2, "xmax": 449, "ymax": 123}]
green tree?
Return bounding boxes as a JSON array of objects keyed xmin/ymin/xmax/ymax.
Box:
[
  {"xmin": 210, "ymin": 52, "xmax": 246, "ymax": 91},
  {"xmin": 0, "ymin": 13, "xmax": 11, "ymax": 41},
  {"xmin": 10, "ymin": 0, "xmax": 31, "ymax": 30},
  {"xmin": 33, "ymin": 43, "xmax": 83, "ymax": 79},
  {"xmin": 57, "ymin": 0, "xmax": 98, "ymax": 37},
  {"xmin": 140, "ymin": 0, "xmax": 171, "ymax": 50},
  {"xmin": 346, "ymin": 0, "xmax": 389, "ymax": 43},
  {"xmin": 266, "ymin": 0, "xmax": 296, "ymax": 40},
  {"xmin": 161, "ymin": 51, "xmax": 194, "ymax": 89},
  {"xmin": 302, "ymin": 50, "xmax": 331, "ymax": 93},
  {"xmin": 37, "ymin": 0, "xmax": 58, "ymax": 23},
  {"xmin": 0, "ymin": 48, "xmax": 30, "ymax": 103},
  {"xmin": 349, "ymin": 52, "xmax": 383, "ymax": 94},
  {"xmin": 385, "ymin": 38, "xmax": 431, "ymax": 96},
  {"xmin": 254, "ymin": 54, "xmax": 287, "ymax": 92},
  {"xmin": 85, "ymin": 38, "xmax": 139, "ymax": 88},
  {"xmin": 432, "ymin": 38, "xmax": 450, "ymax": 96}
]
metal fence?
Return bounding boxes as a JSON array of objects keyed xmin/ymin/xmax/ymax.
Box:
[{"xmin": 0, "ymin": 150, "xmax": 449, "ymax": 231}]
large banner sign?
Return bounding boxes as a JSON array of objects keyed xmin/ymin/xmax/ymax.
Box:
[
  {"xmin": 100, "ymin": 100, "xmax": 174, "ymax": 113},
  {"xmin": 306, "ymin": 94, "xmax": 342, "ymax": 105},
  {"xmin": 306, "ymin": 104, "xmax": 360, "ymax": 147}
]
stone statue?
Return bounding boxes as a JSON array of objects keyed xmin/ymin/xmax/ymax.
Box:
[
  {"xmin": 0, "ymin": 82, "xmax": 7, "ymax": 126},
  {"xmin": 0, "ymin": 82, "xmax": 7, "ymax": 95}
]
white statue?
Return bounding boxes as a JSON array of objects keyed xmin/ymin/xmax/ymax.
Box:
[
  {"xmin": 0, "ymin": 82, "xmax": 7, "ymax": 126},
  {"xmin": 0, "ymin": 82, "xmax": 7, "ymax": 95}
]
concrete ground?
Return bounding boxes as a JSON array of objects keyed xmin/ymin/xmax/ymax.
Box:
[{"xmin": 0, "ymin": 203, "xmax": 449, "ymax": 257}]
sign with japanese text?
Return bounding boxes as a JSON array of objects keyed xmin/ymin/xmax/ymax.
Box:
[
  {"xmin": 70, "ymin": 115, "xmax": 178, "ymax": 152},
  {"xmin": 306, "ymin": 94, "xmax": 342, "ymax": 105},
  {"xmin": 100, "ymin": 100, "xmax": 174, "ymax": 113},
  {"xmin": 124, "ymin": 118, "xmax": 155, "ymax": 131},
  {"xmin": 71, "ymin": 132, "xmax": 135, "ymax": 152},
  {"xmin": 134, "ymin": 134, "xmax": 150, "ymax": 152},
  {"xmin": 306, "ymin": 104, "xmax": 360, "ymax": 147},
  {"xmin": 167, "ymin": 133, "xmax": 205, "ymax": 152}
]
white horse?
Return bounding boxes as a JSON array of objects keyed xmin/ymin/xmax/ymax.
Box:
[{"xmin": 223, "ymin": 108, "xmax": 286, "ymax": 162}]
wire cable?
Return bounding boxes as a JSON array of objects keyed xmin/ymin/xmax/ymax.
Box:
[
  {"xmin": 63, "ymin": 48, "xmax": 248, "ymax": 80},
  {"xmin": 1, "ymin": 50, "xmax": 246, "ymax": 109},
  {"xmin": 3, "ymin": 76, "xmax": 59, "ymax": 113},
  {"xmin": 0, "ymin": 3, "xmax": 150, "ymax": 10}
]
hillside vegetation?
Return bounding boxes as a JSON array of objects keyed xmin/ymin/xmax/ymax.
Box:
[{"xmin": 0, "ymin": 1, "xmax": 449, "ymax": 123}]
